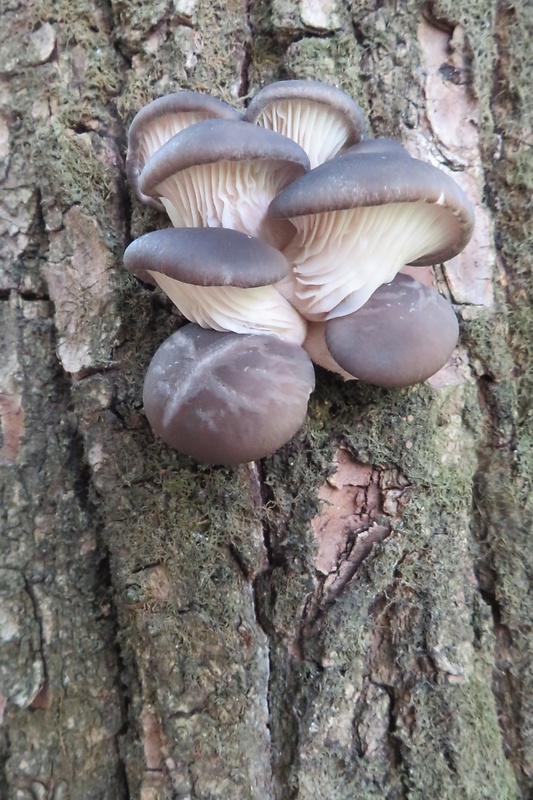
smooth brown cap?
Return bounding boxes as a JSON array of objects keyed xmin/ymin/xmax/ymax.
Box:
[
  {"xmin": 139, "ymin": 118, "xmax": 310, "ymax": 199},
  {"xmin": 269, "ymin": 148, "xmax": 475, "ymax": 264},
  {"xmin": 143, "ymin": 325, "xmax": 315, "ymax": 465},
  {"xmin": 244, "ymin": 79, "xmax": 366, "ymax": 144},
  {"xmin": 126, "ymin": 92, "xmax": 241, "ymax": 208},
  {"xmin": 324, "ymin": 274, "xmax": 459, "ymax": 387},
  {"xmin": 124, "ymin": 228, "xmax": 290, "ymax": 286}
]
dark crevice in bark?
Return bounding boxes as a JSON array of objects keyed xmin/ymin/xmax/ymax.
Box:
[
  {"xmin": 60, "ymin": 364, "xmax": 132, "ymax": 798},
  {"xmin": 470, "ymin": 314, "xmax": 523, "ymax": 791},
  {"xmin": 16, "ymin": 290, "xmax": 50, "ymax": 301},
  {"xmin": 249, "ymin": 460, "xmax": 277, "ymax": 795},
  {"xmin": 377, "ymin": 682, "xmax": 410, "ymax": 798},
  {"xmin": 93, "ymin": 0, "xmax": 133, "ymax": 250},
  {"xmin": 346, "ymin": 0, "xmax": 375, "ymax": 49},
  {"xmin": 251, "ymin": 460, "xmax": 303, "ymax": 799},
  {"xmin": 94, "ymin": 543, "xmax": 133, "ymax": 800},
  {"xmin": 0, "ymin": 728, "xmax": 10, "ymax": 800},
  {"xmin": 239, "ymin": 0, "xmax": 254, "ymax": 100},
  {"xmin": 96, "ymin": 0, "xmax": 134, "ymax": 73}
]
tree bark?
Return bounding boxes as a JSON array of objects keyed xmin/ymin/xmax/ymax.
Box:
[{"xmin": 1, "ymin": 0, "xmax": 531, "ymax": 798}]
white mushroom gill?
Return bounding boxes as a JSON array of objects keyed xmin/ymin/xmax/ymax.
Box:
[
  {"xmin": 150, "ymin": 272, "xmax": 308, "ymax": 344},
  {"xmin": 155, "ymin": 161, "xmax": 297, "ymax": 249},
  {"xmin": 284, "ymin": 201, "xmax": 458, "ymax": 320},
  {"xmin": 256, "ymin": 101, "xmax": 352, "ymax": 168},
  {"xmin": 139, "ymin": 112, "xmax": 211, "ymax": 166}
]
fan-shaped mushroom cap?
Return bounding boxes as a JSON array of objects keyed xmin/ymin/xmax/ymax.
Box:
[
  {"xmin": 324, "ymin": 274, "xmax": 459, "ymax": 387},
  {"xmin": 138, "ymin": 118, "xmax": 310, "ymax": 249},
  {"xmin": 124, "ymin": 228, "xmax": 307, "ymax": 343},
  {"xmin": 143, "ymin": 325, "xmax": 316, "ymax": 465},
  {"xmin": 269, "ymin": 140, "xmax": 475, "ymax": 320},
  {"xmin": 244, "ymin": 79, "xmax": 366, "ymax": 168},
  {"xmin": 126, "ymin": 92, "xmax": 241, "ymax": 210}
]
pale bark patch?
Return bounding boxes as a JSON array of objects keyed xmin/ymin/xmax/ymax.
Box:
[{"xmin": 409, "ymin": 19, "xmax": 494, "ymax": 308}]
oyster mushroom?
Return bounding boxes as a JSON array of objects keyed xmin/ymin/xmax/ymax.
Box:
[
  {"xmin": 268, "ymin": 138, "xmax": 475, "ymax": 320},
  {"xmin": 143, "ymin": 325, "xmax": 316, "ymax": 465},
  {"xmin": 304, "ymin": 273, "xmax": 459, "ymax": 387},
  {"xmin": 244, "ymin": 79, "xmax": 366, "ymax": 168},
  {"xmin": 124, "ymin": 227, "xmax": 307, "ymax": 344},
  {"xmin": 138, "ymin": 118, "xmax": 310, "ymax": 249},
  {"xmin": 126, "ymin": 91, "xmax": 242, "ymax": 209}
]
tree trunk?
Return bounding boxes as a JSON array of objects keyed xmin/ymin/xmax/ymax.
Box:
[{"xmin": 1, "ymin": 0, "xmax": 531, "ymax": 797}]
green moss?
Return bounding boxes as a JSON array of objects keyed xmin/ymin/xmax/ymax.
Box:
[
  {"xmin": 33, "ymin": 124, "xmax": 120, "ymax": 236},
  {"xmin": 283, "ymin": 36, "xmax": 368, "ymax": 111},
  {"xmin": 118, "ymin": 0, "xmax": 248, "ymax": 122},
  {"xmin": 31, "ymin": 0, "xmax": 123, "ymax": 124},
  {"xmin": 400, "ymin": 679, "xmax": 519, "ymax": 799}
]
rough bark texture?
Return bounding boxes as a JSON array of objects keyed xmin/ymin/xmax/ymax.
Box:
[{"xmin": 1, "ymin": 0, "xmax": 532, "ymax": 798}]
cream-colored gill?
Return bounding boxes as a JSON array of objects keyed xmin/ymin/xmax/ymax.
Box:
[
  {"xmin": 284, "ymin": 202, "xmax": 456, "ymax": 320},
  {"xmin": 139, "ymin": 112, "xmax": 210, "ymax": 166},
  {"xmin": 157, "ymin": 161, "xmax": 295, "ymax": 249},
  {"xmin": 151, "ymin": 273, "xmax": 308, "ymax": 344},
  {"xmin": 257, "ymin": 101, "xmax": 351, "ymax": 168}
]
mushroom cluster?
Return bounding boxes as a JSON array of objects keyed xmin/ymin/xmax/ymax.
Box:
[{"xmin": 124, "ymin": 81, "xmax": 474, "ymax": 466}]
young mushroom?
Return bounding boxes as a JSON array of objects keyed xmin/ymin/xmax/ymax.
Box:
[
  {"xmin": 305, "ymin": 273, "xmax": 459, "ymax": 387},
  {"xmin": 124, "ymin": 228, "xmax": 308, "ymax": 344},
  {"xmin": 126, "ymin": 91, "xmax": 242, "ymax": 210},
  {"xmin": 268, "ymin": 138, "xmax": 475, "ymax": 320},
  {"xmin": 244, "ymin": 79, "xmax": 367, "ymax": 168},
  {"xmin": 143, "ymin": 325, "xmax": 316, "ymax": 465},
  {"xmin": 138, "ymin": 118, "xmax": 310, "ymax": 249}
]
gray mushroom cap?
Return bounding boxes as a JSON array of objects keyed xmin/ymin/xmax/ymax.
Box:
[
  {"xmin": 123, "ymin": 228, "xmax": 307, "ymax": 343},
  {"xmin": 324, "ymin": 273, "xmax": 459, "ymax": 388},
  {"xmin": 338, "ymin": 137, "xmax": 412, "ymax": 159},
  {"xmin": 139, "ymin": 118, "xmax": 310, "ymax": 200},
  {"xmin": 143, "ymin": 325, "xmax": 316, "ymax": 465},
  {"xmin": 126, "ymin": 91, "xmax": 242, "ymax": 210},
  {"xmin": 124, "ymin": 228, "xmax": 290, "ymax": 287},
  {"xmin": 244, "ymin": 80, "xmax": 366, "ymax": 167},
  {"xmin": 269, "ymin": 143, "xmax": 475, "ymax": 265}
]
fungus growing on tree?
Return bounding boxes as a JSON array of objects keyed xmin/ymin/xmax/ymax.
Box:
[
  {"xmin": 268, "ymin": 138, "xmax": 474, "ymax": 320},
  {"xmin": 244, "ymin": 79, "xmax": 367, "ymax": 168},
  {"xmin": 124, "ymin": 228, "xmax": 307, "ymax": 344},
  {"xmin": 138, "ymin": 118, "xmax": 310, "ymax": 249},
  {"xmin": 126, "ymin": 91, "xmax": 242, "ymax": 209},
  {"xmin": 143, "ymin": 325, "xmax": 315, "ymax": 465},
  {"xmin": 124, "ymin": 86, "xmax": 475, "ymax": 464},
  {"xmin": 304, "ymin": 274, "xmax": 459, "ymax": 387}
]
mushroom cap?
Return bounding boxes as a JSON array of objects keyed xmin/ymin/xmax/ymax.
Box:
[
  {"xmin": 324, "ymin": 273, "xmax": 459, "ymax": 388},
  {"xmin": 269, "ymin": 145, "xmax": 475, "ymax": 265},
  {"xmin": 338, "ymin": 137, "xmax": 412, "ymax": 159},
  {"xmin": 126, "ymin": 92, "xmax": 242, "ymax": 209},
  {"xmin": 124, "ymin": 228, "xmax": 290, "ymax": 287},
  {"xmin": 143, "ymin": 325, "xmax": 315, "ymax": 465},
  {"xmin": 244, "ymin": 80, "xmax": 366, "ymax": 166},
  {"xmin": 139, "ymin": 118, "xmax": 310, "ymax": 199}
]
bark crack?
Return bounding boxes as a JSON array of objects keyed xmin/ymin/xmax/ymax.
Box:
[{"xmin": 238, "ymin": 0, "xmax": 254, "ymax": 101}]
